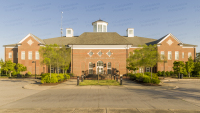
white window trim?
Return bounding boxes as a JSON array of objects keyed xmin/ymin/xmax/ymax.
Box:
[
  {"xmin": 168, "ymin": 51, "xmax": 172, "ymax": 60},
  {"xmin": 188, "ymin": 52, "xmax": 192, "ymax": 58},
  {"xmin": 182, "ymin": 52, "xmax": 184, "ymax": 59},
  {"xmin": 89, "ymin": 62, "xmax": 93, "ymax": 74},
  {"xmin": 21, "ymin": 51, "xmax": 25, "ymax": 60},
  {"xmin": 107, "ymin": 62, "xmax": 111, "ymax": 74},
  {"xmin": 146, "ymin": 67, "xmax": 150, "ymax": 72},
  {"xmin": 28, "ymin": 51, "xmax": 32, "ymax": 60},
  {"xmin": 161, "ymin": 51, "xmax": 164, "ymax": 60},
  {"xmin": 175, "ymin": 51, "xmax": 179, "ymax": 60},
  {"xmin": 9, "ymin": 52, "xmax": 12, "ymax": 58},
  {"xmin": 35, "ymin": 51, "xmax": 39, "ymax": 60}
]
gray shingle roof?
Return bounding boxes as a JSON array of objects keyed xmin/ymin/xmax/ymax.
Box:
[
  {"xmin": 124, "ymin": 36, "xmax": 157, "ymax": 46},
  {"xmin": 43, "ymin": 36, "xmax": 77, "ymax": 45},
  {"xmin": 68, "ymin": 32, "xmax": 132, "ymax": 45}
]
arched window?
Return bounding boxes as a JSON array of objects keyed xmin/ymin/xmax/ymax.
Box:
[
  {"xmin": 107, "ymin": 62, "xmax": 111, "ymax": 74},
  {"xmin": 89, "ymin": 62, "xmax": 93, "ymax": 74},
  {"xmin": 97, "ymin": 61, "xmax": 103, "ymax": 66}
]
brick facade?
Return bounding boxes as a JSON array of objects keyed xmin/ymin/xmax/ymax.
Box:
[
  {"xmin": 4, "ymin": 33, "xmax": 196, "ymax": 76},
  {"xmin": 5, "ymin": 35, "xmax": 47, "ymax": 75}
]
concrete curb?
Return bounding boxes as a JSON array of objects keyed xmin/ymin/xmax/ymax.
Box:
[
  {"xmin": 161, "ymin": 79, "xmax": 200, "ymax": 82},
  {"xmin": 22, "ymin": 83, "xmax": 54, "ymax": 90}
]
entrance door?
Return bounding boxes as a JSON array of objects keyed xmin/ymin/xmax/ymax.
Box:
[{"xmin": 97, "ymin": 61, "xmax": 104, "ymax": 74}]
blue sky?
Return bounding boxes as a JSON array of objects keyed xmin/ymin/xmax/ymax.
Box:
[{"xmin": 0, "ymin": 0, "xmax": 200, "ymax": 60}]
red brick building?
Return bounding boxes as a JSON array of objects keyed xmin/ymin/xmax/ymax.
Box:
[{"xmin": 4, "ymin": 20, "xmax": 197, "ymax": 76}]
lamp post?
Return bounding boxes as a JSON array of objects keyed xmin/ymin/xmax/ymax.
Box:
[
  {"xmin": 32, "ymin": 61, "xmax": 36, "ymax": 79},
  {"xmin": 164, "ymin": 60, "xmax": 167, "ymax": 79}
]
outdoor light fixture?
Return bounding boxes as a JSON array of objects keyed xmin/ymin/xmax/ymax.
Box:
[{"xmin": 32, "ymin": 61, "xmax": 36, "ymax": 79}]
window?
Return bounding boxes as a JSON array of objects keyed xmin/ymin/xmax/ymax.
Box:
[
  {"xmin": 9, "ymin": 52, "xmax": 12, "ymax": 58},
  {"xmin": 28, "ymin": 51, "xmax": 32, "ymax": 60},
  {"xmin": 188, "ymin": 52, "xmax": 192, "ymax": 58},
  {"xmin": 98, "ymin": 51, "xmax": 102, "ymax": 57},
  {"xmin": 93, "ymin": 25, "xmax": 97, "ymax": 32},
  {"xmin": 146, "ymin": 67, "xmax": 150, "ymax": 72},
  {"xmin": 89, "ymin": 62, "xmax": 93, "ymax": 74},
  {"xmin": 98, "ymin": 24, "xmax": 102, "ymax": 32},
  {"xmin": 107, "ymin": 62, "xmax": 111, "ymax": 74},
  {"xmin": 51, "ymin": 67, "xmax": 54, "ymax": 73},
  {"xmin": 97, "ymin": 61, "xmax": 103, "ymax": 66},
  {"xmin": 129, "ymin": 30, "xmax": 133, "ymax": 34},
  {"xmin": 35, "ymin": 51, "xmax": 39, "ymax": 60},
  {"xmin": 139, "ymin": 68, "xmax": 143, "ymax": 73},
  {"xmin": 21, "ymin": 51, "xmax": 25, "ymax": 60},
  {"xmin": 182, "ymin": 52, "xmax": 184, "ymax": 58},
  {"xmin": 168, "ymin": 51, "xmax": 172, "ymax": 60},
  {"xmin": 67, "ymin": 30, "xmax": 71, "ymax": 34},
  {"xmin": 103, "ymin": 25, "xmax": 106, "ymax": 32},
  {"xmin": 107, "ymin": 51, "xmax": 112, "ymax": 57},
  {"xmin": 175, "ymin": 51, "xmax": 179, "ymax": 60},
  {"xmin": 161, "ymin": 51, "xmax": 164, "ymax": 60},
  {"xmin": 88, "ymin": 51, "xmax": 93, "ymax": 57}
]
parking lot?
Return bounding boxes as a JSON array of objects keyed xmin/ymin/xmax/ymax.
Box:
[{"xmin": 0, "ymin": 78, "xmax": 200, "ymax": 113}]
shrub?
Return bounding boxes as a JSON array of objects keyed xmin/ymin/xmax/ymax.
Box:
[
  {"xmin": 41, "ymin": 74, "xmax": 58, "ymax": 83},
  {"xmin": 151, "ymin": 78, "xmax": 160, "ymax": 84},
  {"xmin": 170, "ymin": 71, "xmax": 174, "ymax": 76},
  {"xmin": 143, "ymin": 75, "xmax": 151, "ymax": 83},
  {"xmin": 161, "ymin": 71, "xmax": 165, "ymax": 76},
  {"xmin": 166, "ymin": 71, "xmax": 170, "ymax": 77},
  {"xmin": 144, "ymin": 72, "xmax": 158, "ymax": 78},
  {"xmin": 157, "ymin": 71, "xmax": 162, "ymax": 76}
]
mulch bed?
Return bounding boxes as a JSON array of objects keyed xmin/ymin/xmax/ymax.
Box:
[
  {"xmin": 39, "ymin": 80, "xmax": 67, "ymax": 86},
  {"xmin": 131, "ymin": 79, "xmax": 161, "ymax": 86}
]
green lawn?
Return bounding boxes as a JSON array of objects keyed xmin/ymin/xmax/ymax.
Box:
[{"xmin": 79, "ymin": 80, "xmax": 120, "ymax": 86}]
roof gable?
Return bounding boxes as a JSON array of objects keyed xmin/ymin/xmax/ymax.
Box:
[
  {"xmin": 158, "ymin": 33, "xmax": 183, "ymax": 44},
  {"xmin": 18, "ymin": 33, "xmax": 45, "ymax": 44}
]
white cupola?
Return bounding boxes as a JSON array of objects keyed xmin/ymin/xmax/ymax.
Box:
[
  {"xmin": 126, "ymin": 28, "xmax": 134, "ymax": 37},
  {"xmin": 66, "ymin": 28, "xmax": 73, "ymax": 37},
  {"xmin": 92, "ymin": 19, "xmax": 108, "ymax": 32}
]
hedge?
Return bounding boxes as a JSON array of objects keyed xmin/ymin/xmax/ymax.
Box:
[
  {"xmin": 128, "ymin": 73, "xmax": 160, "ymax": 84},
  {"xmin": 41, "ymin": 73, "xmax": 70, "ymax": 83}
]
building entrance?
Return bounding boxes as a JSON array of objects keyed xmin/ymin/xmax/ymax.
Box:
[{"xmin": 97, "ymin": 61, "xmax": 104, "ymax": 74}]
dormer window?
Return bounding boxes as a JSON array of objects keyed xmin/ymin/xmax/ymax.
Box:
[
  {"xmin": 67, "ymin": 30, "xmax": 71, "ymax": 34},
  {"xmin": 98, "ymin": 25, "xmax": 102, "ymax": 32},
  {"xmin": 66, "ymin": 28, "xmax": 73, "ymax": 37},
  {"xmin": 103, "ymin": 25, "xmax": 106, "ymax": 32},
  {"xmin": 129, "ymin": 30, "xmax": 133, "ymax": 34}
]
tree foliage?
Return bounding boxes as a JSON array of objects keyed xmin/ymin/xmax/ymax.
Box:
[
  {"xmin": 3, "ymin": 60, "xmax": 16, "ymax": 77},
  {"xmin": 173, "ymin": 61, "xmax": 185, "ymax": 78},
  {"xmin": 16, "ymin": 63, "xmax": 27, "ymax": 74},
  {"xmin": 127, "ymin": 44, "xmax": 160, "ymax": 78},
  {"xmin": 39, "ymin": 44, "xmax": 71, "ymax": 78},
  {"xmin": 185, "ymin": 57, "xmax": 194, "ymax": 77}
]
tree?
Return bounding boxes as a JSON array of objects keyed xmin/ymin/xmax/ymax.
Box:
[
  {"xmin": 0, "ymin": 59, "xmax": 4, "ymax": 76},
  {"xmin": 59, "ymin": 45, "xmax": 71, "ymax": 74},
  {"xmin": 196, "ymin": 52, "xmax": 200, "ymax": 62},
  {"xmin": 173, "ymin": 61, "xmax": 185, "ymax": 78},
  {"xmin": 39, "ymin": 44, "xmax": 57, "ymax": 78},
  {"xmin": 194, "ymin": 62, "xmax": 200, "ymax": 75},
  {"xmin": 127, "ymin": 44, "xmax": 160, "ymax": 78},
  {"xmin": 185, "ymin": 57, "xmax": 194, "ymax": 78},
  {"xmin": 144, "ymin": 44, "xmax": 160, "ymax": 79},
  {"xmin": 16, "ymin": 63, "xmax": 27, "ymax": 74},
  {"xmin": 3, "ymin": 60, "xmax": 16, "ymax": 77}
]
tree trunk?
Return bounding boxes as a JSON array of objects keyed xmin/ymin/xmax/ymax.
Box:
[
  {"xmin": 179, "ymin": 72, "xmax": 180, "ymax": 79},
  {"xmin": 6, "ymin": 71, "xmax": 7, "ymax": 75},
  {"xmin": 9, "ymin": 72, "xmax": 11, "ymax": 77},
  {"xmin": 63, "ymin": 67, "xmax": 64, "ymax": 74},
  {"xmin": 189, "ymin": 72, "xmax": 190, "ymax": 78}
]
